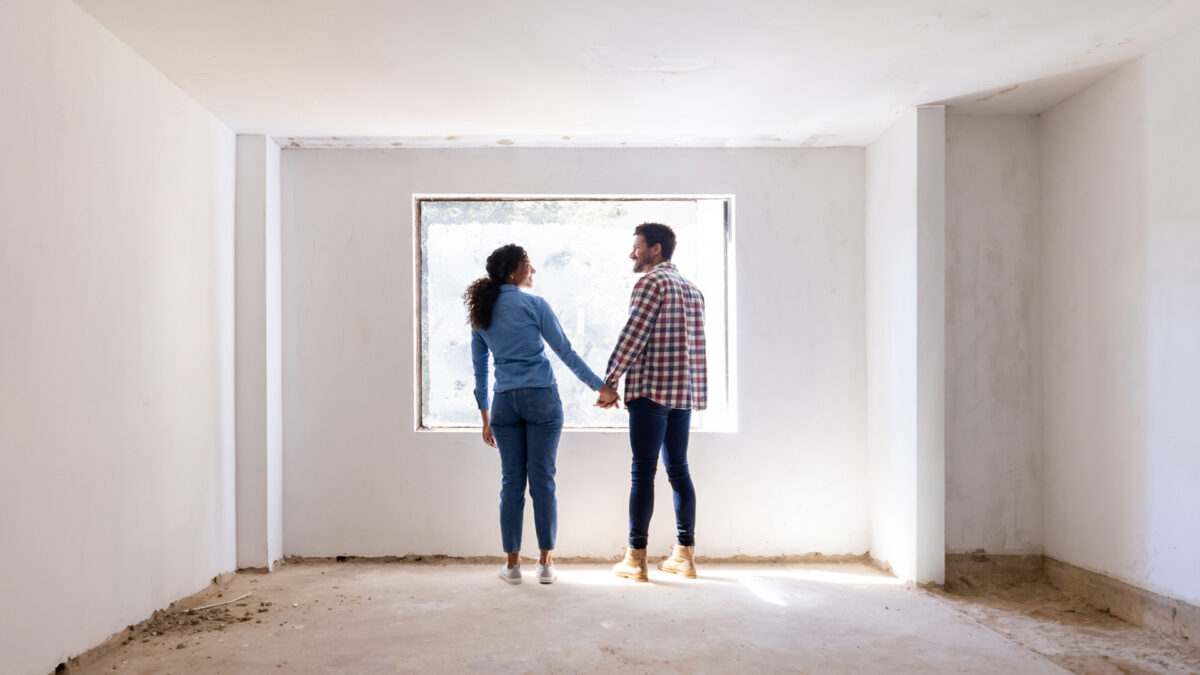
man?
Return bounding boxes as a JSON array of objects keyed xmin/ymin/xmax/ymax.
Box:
[{"xmin": 597, "ymin": 222, "xmax": 707, "ymax": 582}]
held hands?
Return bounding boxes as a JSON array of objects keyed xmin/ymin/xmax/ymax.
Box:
[{"xmin": 595, "ymin": 384, "xmax": 620, "ymax": 409}]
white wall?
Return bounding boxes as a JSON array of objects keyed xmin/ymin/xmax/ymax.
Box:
[
  {"xmin": 945, "ymin": 115, "xmax": 1043, "ymax": 555},
  {"xmin": 1040, "ymin": 25, "xmax": 1200, "ymax": 606},
  {"xmin": 235, "ymin": 135, "xmax": 284, "ymax": 569},
  {"xmin": 867, "ymin": 113, "xmax": 919, "ymax": 578},
  {"xmin": 282, "ymin": 148, "xmax": 868, "ymax": 558},
  {"xmin": 866, "ymin": 107, "xmax": 945, "ymax": 583},
  {"xmin": 0, "ymin": 1, "xmax": 236, "ymax": 673}
]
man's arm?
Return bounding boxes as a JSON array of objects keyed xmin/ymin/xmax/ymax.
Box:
[{"xmin": 604, "ymin": 276, "xmax": 662, "ymax": 388}]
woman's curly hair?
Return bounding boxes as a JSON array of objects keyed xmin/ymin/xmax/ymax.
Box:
[{"xmin": 464, "ymin": 244, "xmax": 527, "ymax": 330}]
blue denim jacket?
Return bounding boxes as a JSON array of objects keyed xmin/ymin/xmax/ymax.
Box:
[{"xmin": 472, "ymin": 285, "xmax": 604, "ymax": 410}]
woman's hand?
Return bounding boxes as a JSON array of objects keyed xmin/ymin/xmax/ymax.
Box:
[{"xmin": 480, "ymin": 410, "xmax": 497, "ymax": 448}]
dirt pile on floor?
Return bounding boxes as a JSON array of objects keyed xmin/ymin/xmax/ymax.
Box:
[{"xmin": 121, "ymin": 598, "xmax": 274, "ymax": 644}]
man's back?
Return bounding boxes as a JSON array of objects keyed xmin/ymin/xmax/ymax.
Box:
[{"xmin": 605, "ymin": 261, "xmax": 707, "ymax": 410}]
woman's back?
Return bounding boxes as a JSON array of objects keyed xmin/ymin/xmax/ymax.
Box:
[{"xmin": 474, "ymin": 286, "xmax": 558, "ymax": 393}]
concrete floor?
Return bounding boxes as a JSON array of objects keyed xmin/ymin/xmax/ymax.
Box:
[{"xmin": 69, "ymin": 560, "xmax": 1200, "ymax": 674}]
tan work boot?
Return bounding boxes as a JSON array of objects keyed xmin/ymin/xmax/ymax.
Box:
[
  {"xmin": 658, "ymin": 544, "xmax": 697, "ymax": 579},
  {"xmin": 613, "ymin": 547, "xmax": 649, "ymax": 582}
]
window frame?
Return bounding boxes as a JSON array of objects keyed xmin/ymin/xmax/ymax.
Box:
[{"xmin": 413, "ymin": 194, "xmax": 738, "ymax": 432}]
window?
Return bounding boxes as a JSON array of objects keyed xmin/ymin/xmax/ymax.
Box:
[{"xmin": 417, "ymin": 196, "xmax": 735, "ymax": 430}]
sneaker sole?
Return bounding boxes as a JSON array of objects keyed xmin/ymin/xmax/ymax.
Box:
[
  {"xmin": 500, "ymin": 573, "xmax": 522, "ymax": 585},
  {"xmin": 537, "ymin": 577, "xmax": 557, "ymax": 584}
]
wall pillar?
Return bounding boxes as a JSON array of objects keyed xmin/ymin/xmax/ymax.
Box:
[
  {"xmin": 866, "ymin": 106, "xmax": 945, "ymax": 584},
  {"xmin": 235, "ymin": 134, "xmax": 283, "ymax": 570}
]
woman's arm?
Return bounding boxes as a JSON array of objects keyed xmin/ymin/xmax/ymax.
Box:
[
  {"xmin": 471, "ymin": 330, "xmax": 497, "ymax": 447},
  {"xmin": 471, "ymin": 330, "xmax": 490, "ymax": 411},
  {"xmin": 479, "ymin": 409, "xmax": 496, "ymax": 448},
  {"xmin": 536, "ymin": 298, "xmax": 605, "ymax": 390}
]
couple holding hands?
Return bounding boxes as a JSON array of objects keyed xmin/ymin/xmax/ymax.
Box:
[{"xmin": 466, "ymin": 223, "xmax": 707, "ymax": 585}]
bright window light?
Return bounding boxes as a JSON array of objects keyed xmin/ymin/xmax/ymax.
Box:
[{"xmin": 416, "ymin": 196, "xmax": 735, "ymax": 430}]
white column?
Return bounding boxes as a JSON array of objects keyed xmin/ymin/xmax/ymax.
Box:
[
  {"xmin": 235, "ymin": 134, "xmax": 283, "ymax": 570},
  {"xmin": 914, "ymin": 106, "xmax": 946, "ymax": 585},
  {"xmin": 866, "ymin": 106, "xmax": 945, "ymax": 584}
]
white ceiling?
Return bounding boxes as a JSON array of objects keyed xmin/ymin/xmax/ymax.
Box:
[{"xmin": 74, "ymin": 0, "xmax": 1200, "ymax": 148}]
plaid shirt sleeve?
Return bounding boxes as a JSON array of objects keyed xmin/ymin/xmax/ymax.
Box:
[{"xmin": 604, "ymin": 275, "xmax": 662, "ymax": 388}]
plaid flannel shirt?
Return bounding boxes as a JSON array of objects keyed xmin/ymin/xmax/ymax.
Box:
[{"xmin": 605, "ymin": 262, "xmax": 707, "ymax": 410}]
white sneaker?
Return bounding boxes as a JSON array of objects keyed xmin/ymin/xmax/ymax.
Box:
[
  {"xmin": 535, "ymin": 562, "xmax": 557, "ymax": 584},
  {"xmin": 499, "ymin": 565, "xmax": 522, "ymax": 584}
]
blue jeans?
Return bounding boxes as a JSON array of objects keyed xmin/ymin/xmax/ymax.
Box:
[
  {"xmin": 490, "ymin": 387, "xmax": 563, "ymax": 553},
  {"xmin": 627, "ymin": 397, "xmax": 696, "ymax": 549}
]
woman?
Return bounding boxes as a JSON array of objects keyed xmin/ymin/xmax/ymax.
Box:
[{"xmin": 466, "ymin": 244, "xmax": 618, "ymax": 585}]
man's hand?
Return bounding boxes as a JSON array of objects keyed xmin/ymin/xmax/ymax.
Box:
[{"xmin": 595, "ymin": 384, "xmax": 620, "ymax": 409}]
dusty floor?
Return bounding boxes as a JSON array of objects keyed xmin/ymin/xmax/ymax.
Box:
[
  {"xmin": 65, "ymin": 560, "xmax": 1199, "ymax": 674},
  {"xmin": 930, "ymin": 580, "xmax": 1200, "ymax": 674}
]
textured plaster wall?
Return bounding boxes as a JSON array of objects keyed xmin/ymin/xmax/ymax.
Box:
[
  {"xmin": 1040, "ymin": 25, "xmax": 1200, "ymax": 606},
  {"xmin": 945, "ymin": 115, "xmax": 1043, "ymax": 555},
  {"xmin": 0, "ymin": 1, "xmax": 236, "ymax": 673}
]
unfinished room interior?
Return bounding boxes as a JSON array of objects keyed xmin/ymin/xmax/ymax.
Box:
[{"xmin": 3, "ymin": 0, "xmax": 1200, "ymax": 672}]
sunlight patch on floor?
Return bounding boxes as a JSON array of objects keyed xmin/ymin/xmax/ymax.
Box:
[{"xmin": 550, "ymin": 564, "xmax": 902, "ymax": 591}]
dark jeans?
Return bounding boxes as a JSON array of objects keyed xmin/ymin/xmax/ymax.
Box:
[
  {"xmin": 490, "ymin": 387, "xmax": 563, "ymax": 553},
  {"xmin": 626, "ymin": 397, "xmax": 696, "ymax": 550}
]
